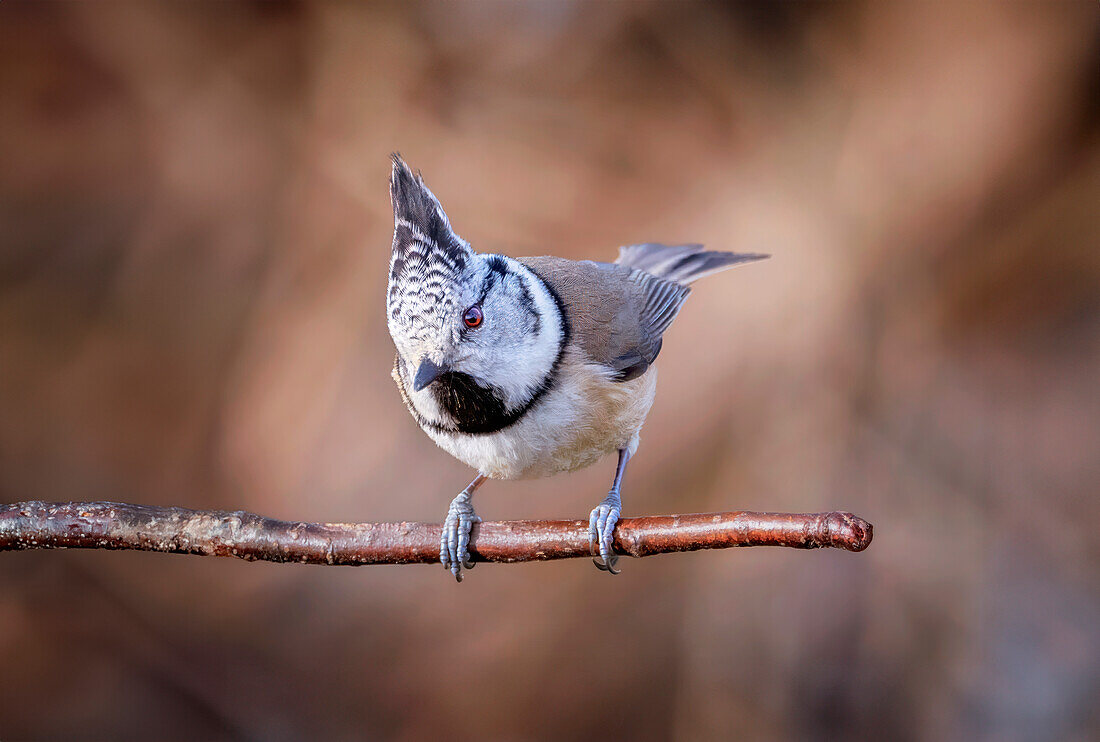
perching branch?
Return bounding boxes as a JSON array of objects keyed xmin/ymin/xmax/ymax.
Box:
[{"xmin": 0, "ymin": 501, "xmax": 872, "ymax": 566}]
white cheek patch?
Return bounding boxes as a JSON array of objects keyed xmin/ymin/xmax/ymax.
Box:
[{"xmin": 477, "ymin": 257, "xmax": 563, "ymax": 410}]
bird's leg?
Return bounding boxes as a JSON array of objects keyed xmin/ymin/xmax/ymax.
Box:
[
  {"xmin": 589, "ymin": 448, "xmax": 630, "ymax": 574},
  {"xmin": 440, "ymin": 473, "xmax": 486, "ymax": 582}
]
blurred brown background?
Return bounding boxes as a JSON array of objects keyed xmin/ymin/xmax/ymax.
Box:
[{"xmin": 1, "ymin": 2, "xmax": 1098, "ymax": 740}]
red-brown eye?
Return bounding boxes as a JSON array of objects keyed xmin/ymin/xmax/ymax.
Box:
[{"xmin": 463, "ymin": 305, "xmax": 483, "ymax": 328}]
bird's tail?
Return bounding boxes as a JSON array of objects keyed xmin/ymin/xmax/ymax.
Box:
[{"xmin": 615, "ymin": 243, "xmax": 768, "ymax": 285}]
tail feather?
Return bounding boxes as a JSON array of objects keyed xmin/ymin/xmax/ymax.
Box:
[{"xmin": 616, "ymin": 243, "xmax": 768, "ymax": 285}]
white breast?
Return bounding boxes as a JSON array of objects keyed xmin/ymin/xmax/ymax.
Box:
[{"xmin": 423, "ymin": 346, "xmax": 658, "ymax": 480}]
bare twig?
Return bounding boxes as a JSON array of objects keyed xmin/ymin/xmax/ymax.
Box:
[{"xmin": 0, "ymin": 502, "xmax": 872, "ymax": 566}]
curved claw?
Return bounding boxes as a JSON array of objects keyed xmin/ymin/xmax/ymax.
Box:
[{"xmin": 593, "ymin": 555, "xmax": 621, "ymax": 574}]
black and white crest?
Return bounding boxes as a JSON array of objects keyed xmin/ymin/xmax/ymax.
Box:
[
  {"xmin": 389, "ymin": 154, "xmax": 471, "ymax": 279},
  {"xmin": 387, "ymin": 155, "xmax": 476, "ymax": 344}
]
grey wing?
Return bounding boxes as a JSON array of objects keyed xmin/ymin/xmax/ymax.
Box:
[
  {"xmin": 610, "ymin": 268, "xmax": 690, "ymax": 379},
  {"xmin": 517, "ymin": 256, "xmax": 689, "ymax": 382},
  {"xmin": 617, "ymin": 242, "xmax": 768, "ymax": 284}
]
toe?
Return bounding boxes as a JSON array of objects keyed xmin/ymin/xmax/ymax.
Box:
[
  {"xmin": 441, "ymin": 514, "xmax": 459, "ymax": 573},
  {"xmin": 439, "ymin": 526, "xmax": 451, "ymax": 569},
  {"xmin": 595, "ymin": 506, "xmax": 610, "ymax": 535},
  {"xmin": 457, "ymin": 516, "xmax": 475, "ymax": 568},
  {"xmin": 588, "ymin": 507, "xmax": 607, "ymax": 568},
  {"xmin": 599, "ymin": 509, "xmax": 620, "ymax": 573},
  {"xmin": 448, "ymin": 528, "xmax": 460, "ymax": 574},
  {"xmin": 447, "ymin": 538, "xmax": 461, "ymax": 581}
]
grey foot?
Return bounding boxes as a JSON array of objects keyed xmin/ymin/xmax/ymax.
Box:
[
  {"xmin": 588, "ymin": 494, "xmax": 621, "ymax": 574},
  {"xmin": 440, "ymin": 493, "xmax": 481, "ymax": 582}
]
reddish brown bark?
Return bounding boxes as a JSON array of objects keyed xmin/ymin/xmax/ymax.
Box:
[{"xmin": 0, "ymin": 501, "xmax": 872, "ymax": 565}]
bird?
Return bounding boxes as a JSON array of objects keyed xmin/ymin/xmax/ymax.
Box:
[{"xmin": 385, "ymin": 155, "xmax": 767, "ymax": 581}]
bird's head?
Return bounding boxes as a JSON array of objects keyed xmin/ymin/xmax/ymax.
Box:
[{"xmin": 386, "ymin": 155, "xmax": 565, "ymax": 434}]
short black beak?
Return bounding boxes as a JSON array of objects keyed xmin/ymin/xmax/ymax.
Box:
[{"xmin": 412, "ymin": 358, "xmax": 450, "ymax": 392}]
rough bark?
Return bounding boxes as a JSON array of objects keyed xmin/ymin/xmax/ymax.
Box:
[{"xmin": 0, "ymin": 501, "xmax": 872, "ymax": 566}]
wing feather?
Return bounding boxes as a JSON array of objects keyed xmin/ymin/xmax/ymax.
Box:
[{"xmin": 517, "ymin": 256, "xmax": 688, "ymax": 381}]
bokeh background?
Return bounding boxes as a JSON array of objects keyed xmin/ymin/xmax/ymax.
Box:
[{"xmin": 2, "ymin": 2, "xmax": 1098, "ymax": 740}]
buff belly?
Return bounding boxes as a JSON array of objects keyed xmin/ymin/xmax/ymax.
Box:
[{"xmin": 425, "ymin": 349, "xmax": 658, "ymax": 480}]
